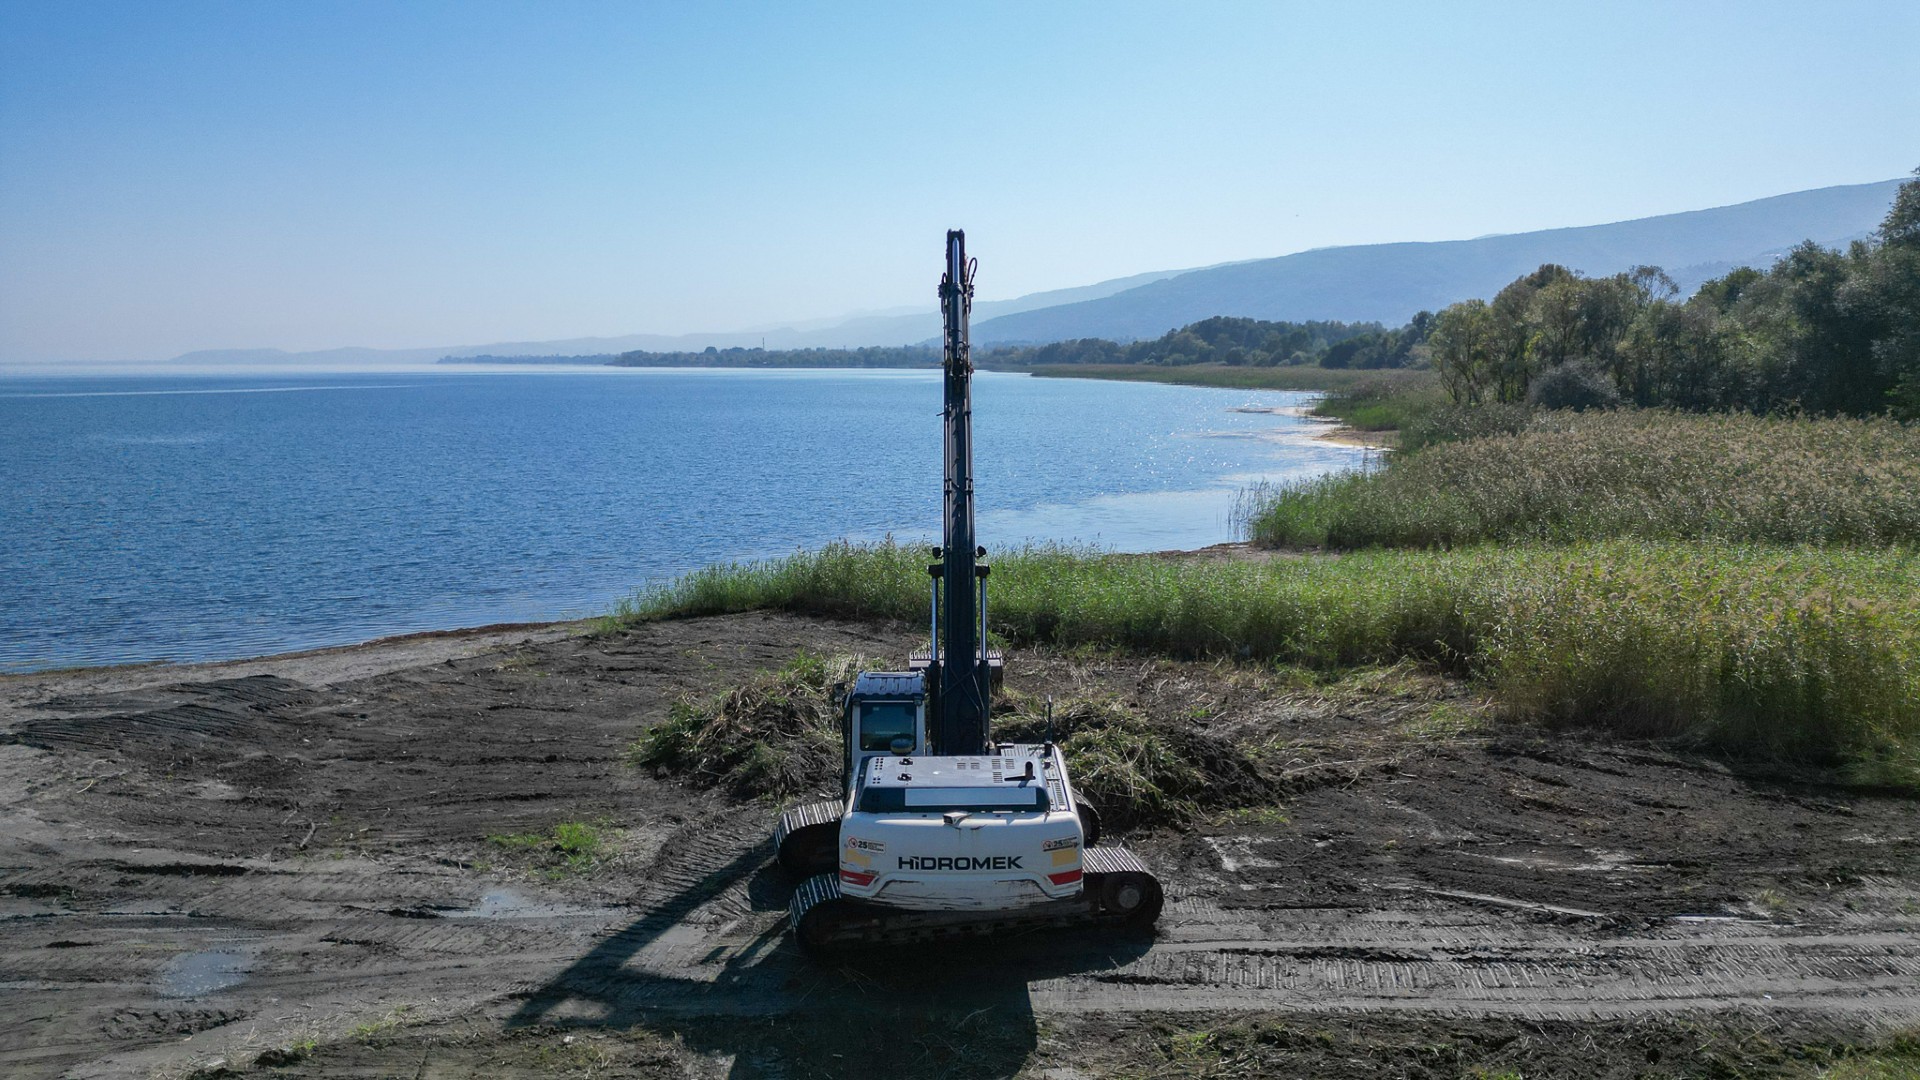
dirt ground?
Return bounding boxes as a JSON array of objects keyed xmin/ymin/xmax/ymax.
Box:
[{"xmin": 3, "ymin": 611, "xmax": 1918, "ymax": 1079}]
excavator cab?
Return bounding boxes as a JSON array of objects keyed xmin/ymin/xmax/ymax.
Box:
[{"xmin": 839, "ymin": 671, "xmax": 926, "ymax": 791}]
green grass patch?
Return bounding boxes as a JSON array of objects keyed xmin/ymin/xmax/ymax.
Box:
[
  {"xmin": 1814, "ymin": 1035, "xmax": 1920, "ymax": 1079},
  {"xmin": 1249, "ymin": 410, "xmax": 1920, "ymax": 549},
  {"xmin": 1305, "ymin": 370, "xmax": 1447, "ymax": 433},
  {"xmin": 486, "ymin": 821, "xmax": 606, "ymax": 874},
  {"xmin": 348, "ymin": 1004, "xmax": 417, "ymax": 1046},
  {"xmin": 1396, "ymin": 702, "xmax": 1487, "ymax": 742},
  {"xmin": 610, "ymin": 540, "xmax": 1920, "ymax": 783},
  {"xmin": 1209, "ymin": 805, "xmax": 1292, "ymax": 828}
]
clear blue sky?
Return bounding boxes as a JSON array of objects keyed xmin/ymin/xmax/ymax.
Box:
[{"xmin": 2, "ymin": 1, "xmax": 1915, "ymax": 362}]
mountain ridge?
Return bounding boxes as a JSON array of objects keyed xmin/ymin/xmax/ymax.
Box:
[
  {"xmin": 969, "ymin": 178, "xmax": 1904, "ymax": 344},
  {"xmin": 163, "ymin": 265, "xmax": 1206, "ymax": 367},
  {"xmin": 159, "ymin": 177, "xmax": 1906, "ymax": 367}
]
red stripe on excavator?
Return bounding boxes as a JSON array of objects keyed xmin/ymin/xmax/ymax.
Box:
[{"xmin": 1047, "ymin": 870, "xmax": 1083, "ymax": 885}]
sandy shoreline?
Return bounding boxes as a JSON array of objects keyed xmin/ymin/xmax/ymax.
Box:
[
  {"xmin": 1312, "ymin": 422, "xmax": 1393, "ymax": 449},
  {"xmin": 0, "ymin": 618, "xmax": 598, "ymax": 716},
  {"xmin": 1230, "ymin": 401, "xmax": 1394, "ymax": 450}
]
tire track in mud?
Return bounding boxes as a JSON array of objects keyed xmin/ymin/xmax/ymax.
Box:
[
  {"xmin": 1023, "ymin": 864, "xmax": 1920, "ymax": 1022},
  {"xmin": 4, "ymin": 676, "xmax": 331, "ymax": 759},
  {"xmin": 1039, "ymin": 931, "xmax": 1920, "ymax": 1018},
  {"xmin": 520, "ymin": 812, "xmax": 1920, "ymax": 1030},
  {"xmin": 504, "ymin": 812, "xmax": 792, "ymax": 1024}
]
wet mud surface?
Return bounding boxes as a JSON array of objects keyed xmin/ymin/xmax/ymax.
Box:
[{"xmin": 3, "ymin": 612, "xmax": 1917, "ymax": 1077}]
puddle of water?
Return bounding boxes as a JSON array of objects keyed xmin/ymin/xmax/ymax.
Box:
[{"xmin": 159, "ymin": 948, "xmax": 250, "ymax": 997}]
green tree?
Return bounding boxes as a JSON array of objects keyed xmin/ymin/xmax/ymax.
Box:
[{"xmin": 1432, "ymin": 299, "xmax": 1494, "ymax": 405}]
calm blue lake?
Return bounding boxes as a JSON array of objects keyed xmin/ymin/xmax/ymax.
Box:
[{"xmin": 0, "ymin": 368, "xmax": 1365, "ymax": 671}]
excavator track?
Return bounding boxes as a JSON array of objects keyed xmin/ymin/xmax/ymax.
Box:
[
  {"xmin": 773, "ymin": 798, "xmax": 843, "ymax": 878},
  {"xmin": 789, "ymin": 846, "xmax": 1163, "ymax": 954}
]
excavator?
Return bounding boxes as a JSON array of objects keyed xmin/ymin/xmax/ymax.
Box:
[{"xmin": 774, "ymin": 230, "xmax": 1164, "ymax": 953}]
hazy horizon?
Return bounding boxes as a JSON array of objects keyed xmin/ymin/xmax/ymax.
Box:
[{"xmin": 3, "ymin": 2, "xmax": 1917, "ymax": 364}]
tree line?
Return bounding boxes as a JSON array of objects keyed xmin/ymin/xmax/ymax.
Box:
[
  {"xmin": 1430, "ymin": 172, "xmax": 1920, "ymax": 419},
  {"xmin": 981, "ymin": 314, "xmax": 1431, "ymax": 370},
  {"xmin": 609, "ymin": 345, "xmax": 938, "ymax": 368},
  {"xmin": 532, "ymin": 171, "xmax": 1920, "ymax": 416},
  {"xmin": 601, "ymin": 318, "xmax": 1438, "ymax": 372}
]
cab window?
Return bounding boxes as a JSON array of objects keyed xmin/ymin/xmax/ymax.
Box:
[{"xmin": 857, "ymin": 701, "xmax": 917, "ymax": 752}]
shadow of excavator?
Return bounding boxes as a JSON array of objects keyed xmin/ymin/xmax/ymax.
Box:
[{"xmin": 507, "ymin": 828, "xmax": 1154, "ymax": 1079}]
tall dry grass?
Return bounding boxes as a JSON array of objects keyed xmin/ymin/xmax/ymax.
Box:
[
  {"xmin": 1250, "ymin": 410, "xmax": 1920, "ymax": 549},
  {"xmin": 610, "ymin": 540, "xmax": 1920, "ymax": 781}
]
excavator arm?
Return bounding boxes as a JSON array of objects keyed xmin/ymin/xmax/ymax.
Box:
[{"xmin": 929, "ymin": 228, "xmax": 993, "ymax": 756}]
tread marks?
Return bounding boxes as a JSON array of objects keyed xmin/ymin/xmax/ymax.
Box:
[
  {"xmin": 7, "ymin": 676, "xmax": 336, "ymax": 766},
  {"xmin": 1059, "ymin": 931, "xmax": 1920, "ymax": 1015}
]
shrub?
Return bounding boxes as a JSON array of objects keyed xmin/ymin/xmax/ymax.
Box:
[{"xmin": 1527, "ymin": 360, "xmax": 1621, "ymax": 411}]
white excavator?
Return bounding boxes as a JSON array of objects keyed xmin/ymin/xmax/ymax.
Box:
[{"xmin": 774, "ymin": 231, "xmax": 1164, "ymax": 953}]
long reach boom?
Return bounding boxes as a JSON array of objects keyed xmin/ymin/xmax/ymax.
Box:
[
  {"xmin": 932, "ymin": 229, "xmax": 991, "ymax": 756},
  {"xmin": 772, "ymin": 231, "xmax": 1164, "ymax": 953}
]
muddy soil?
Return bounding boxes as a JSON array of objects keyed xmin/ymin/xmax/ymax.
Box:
[{"xmin": 2, "ymin": 612, "xmax": 1917, "ymax": 1078}]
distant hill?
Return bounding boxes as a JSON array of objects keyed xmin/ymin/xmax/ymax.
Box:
[
  {"xmin": 163, "ymin": 266, "xmax": 1200, "ymax": 367},
  {"xmin": 969, "ymin": 179, "xmax": 1906, "ymax": 344},
  {"xmin": 775, "ymin": 265, "xmax": 1205, "ymax": 349},
  {"xmin": 159, "ymin": 178, "xmax": 1906, "ymax": 367}
]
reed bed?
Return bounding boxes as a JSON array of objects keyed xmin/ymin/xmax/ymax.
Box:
[
  {"xmin": 1249, "ymin": 410, "xmax": 1920, "ymax": 549},
  {"xmin": 612, "ymin": 540, "xmax": 1920, "ymax": 779},
  {"xmin": 1307, "ymin": 373, "xmax": 1450, "ymax": 434}
]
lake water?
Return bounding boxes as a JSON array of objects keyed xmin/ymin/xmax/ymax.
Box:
[{"xmin": 0, "ymin": 368, "xmax": 1366, "ymax": 672}]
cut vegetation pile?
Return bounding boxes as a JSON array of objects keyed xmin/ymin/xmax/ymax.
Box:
[
  {"xmin": 1250, "ymin": 410, "xmax": 1920, "ymax": 548},
  {"xmin": 615, "ymin": 541, "xmax": 1920, "ymax": 785},
  {"xmin": 631, "ymin": 652, "xmax": 860, "ymax": 801},
  {"xmin": 995, "ymin": 696, "xmax": 1271, "ymax": 829},
  {"xmin": 631, "ymin": 647, "xmax": 1269, "ymax": 829}
]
